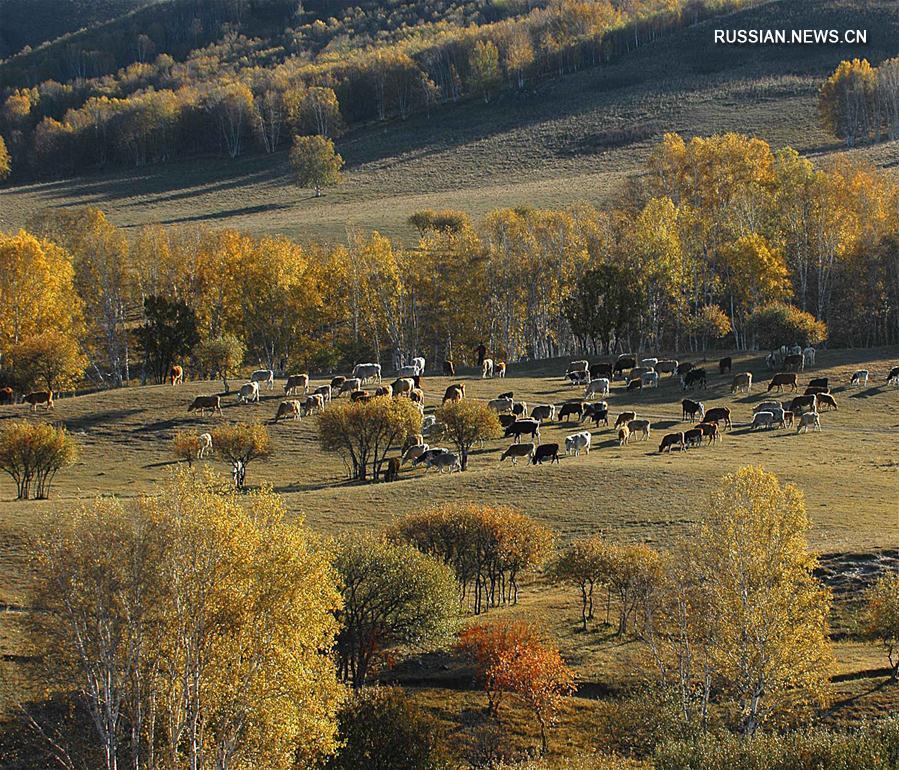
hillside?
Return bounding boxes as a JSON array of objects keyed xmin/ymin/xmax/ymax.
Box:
[
  {"xmin": 2, "ymin": 0, "xmax": 897, "ymax": 244},
  {"xmin": 0, "ymin": 0, "xmax": 153, "ymax": 60}
]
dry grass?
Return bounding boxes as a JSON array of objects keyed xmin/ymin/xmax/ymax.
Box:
[{"xmin": 0, "ymin": 346, "xmax": 897, "ymax": 740}]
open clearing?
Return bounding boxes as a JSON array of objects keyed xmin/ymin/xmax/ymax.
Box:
[{"xmin": 1, "ymin": 347, "xmax": 897, "ymax": 746}]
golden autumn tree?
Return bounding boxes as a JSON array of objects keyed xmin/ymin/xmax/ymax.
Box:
[
  {"xmin": 551, "ymin": 535, "xmax": 616, "ymax": 631},
  {"xmin": 210, "ymin": 423, "xmax": 271, "ymax": 489},
  {"xmin": 28, "ymin": 208, "xmax": 132, "ymax": 385},
  {"xmin": 31, "ymin": 469, "xmax": 343, "ymax": 770},
  {"xmin": 645, "ymin": 467, "xmax": 834, "ymax": 736},
  {"xmin": 290, "ymin": 134, "xmax": 343, "ymax": 197},
  {"xmin": 819, "ymin": 59, "xmax": 877, "ymax": 145},
  {"xmin": 433, "ymin": 400, "xmax": 501, "ymax": 470},
  {"xmin": 0, "ymin": 135, "xmax": 10, "ymax": 179},
  {"xmin": 0, "ymin": 421, "xmax": 77, "ymax": 500},
  {"xmin": 7, "ymin": 330, "xmax": 88, "ymax": 392},
  {"xmin": 319, "ymin": 397, "xmax": 421, "ymax": 482},
  {"xmin": 0, "ymin": 230, "xmax": 85, "ymax": 354}
]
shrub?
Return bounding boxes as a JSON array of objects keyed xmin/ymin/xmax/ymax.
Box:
[
  {"xmin": 433, "ymin": 399, "xmax": 502, "ymax": 470},
  {"xmin": 326, "ymin": 687, "xmax": 448, "ymax": 770},
  {"xmin": 0, "ymin": 421, "xmax": 76, "ymax": 499},
  {"xmin": 172, "ymin": 431, "xmax": 202, "ymax": 467},
  {"xmin": 748, "ymin": 302, "xmax": 827, "ymax": 350},
  {"xmin": 655, "ymin": 718, "xmax": 899, "ymax": 770},
  {"xmin": 289, "ymin": 134, "xmax": 343, "ymax": 197}
]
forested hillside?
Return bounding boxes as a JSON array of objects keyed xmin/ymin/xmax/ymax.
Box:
[
  {"xmin": 0, "ymin": 0, "xmax": 774, "ymax": 181},
  {"xmin": 0, "ymin": 0, "xmax": 154, "ymax": 60}
]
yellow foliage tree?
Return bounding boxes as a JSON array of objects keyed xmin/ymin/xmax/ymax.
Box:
[
  {"xmin": 8, "ymin": 331, "xmax": 88, "ymax": 392},
  {"xmin": 0, "ymin": 230, "xmax": 85, "ymax": 352},
  {"xmin": 819, "ymin": 59, "xmax": 877, "ymax": 145},
  {"xmin": 31, "ymin": 468, "xmax": 343, "ymax": 770}
]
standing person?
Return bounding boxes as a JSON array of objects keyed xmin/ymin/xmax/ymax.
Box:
[{"xmin": 474, "ymin": 342, "xmax": 487, "ymax": 367}]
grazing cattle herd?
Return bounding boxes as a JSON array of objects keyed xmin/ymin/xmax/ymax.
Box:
[{"xmin": 1, "ymin": 349, "xmax": 896, "ymax": 483}]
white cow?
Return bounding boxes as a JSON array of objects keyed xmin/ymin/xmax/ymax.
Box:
[
  {"xmin": 640, "ymin": 358, "xmax": 658, "ymax": 369},
  {"xmin": 431, "ymin": 452, "xmax": 461, "ymax": 473},
  {"xmin": 251, "ymin": 369, "xmax": 274, "ymax": 390},
  {"xmin": 411, "ymin": 356, "xmax": 426, "ymax": 375},
  {"xmin": 564, "ymin": 431, "xmax": 591, "ymax": 456},
  {"xmin": 238, "ymin": 381, "xmax": 260, "ymax": 404},
  {"xmin": 397, "ymin": 365, "xmax": 418, "ymax": 378},
  {"xmin": 421, "ymin": 414, "xmax": 437, "ymax": 434},
  {"xmin": 401, "ymin": 443, "xmax": 430, "ymax": 465},
  {"xmin": 585, "ymin": 378, "xmax": 610, "ymax": 400},
  {"xmin": 641, "ymin": 371, "xmax": 659, "ymax": 389},
  {"xmin": 352, "ymin": 363, "xmax": 382, "ymax": 384},
  {"xmin": 487, "ymin": 397, "xmax": 514, "ymax": 413},
  {"xmin": 482, "ymin": 358, "xmax": 494, "ymax": 378},
  {"xmin": 796, "ymin": 411, "xmax": 821, "ymax": 433},
  {"xmin": 197, "ymin": 433, "xmax": 212, "ymax": 459},
  {"xmin": 849, "ymin": 369, "xmax": 869, "ymax": 387},
  {"xmin": 802, "ymin": 347, "xmax": 816, "ymax": 367}
]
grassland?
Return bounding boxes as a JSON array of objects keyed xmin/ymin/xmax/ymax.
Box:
[
  {"xmin": 2, "ymin": 0, "xmax": 898, "ymax": 245},
  {"xmin": 1, "ymin": 347, "xmax": 897, "ymax": 758}
]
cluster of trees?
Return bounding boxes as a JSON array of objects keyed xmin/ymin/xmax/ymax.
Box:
[
  {"xmin": 819, "ymin": 57, "xmax": 899, "ymax": 146},
  {"xmin": 0, "ymin": 0, "xmax": 763, "ymax": 179},
  {"xmin": 0, "ymin": 420, "xmax": 76, "ymax": 499},
  {"xmin": 391, "ymin": 503, "xmax": 556, "ymax": 614},
  {"xmin": 17, "ymin": 464, "xmax": 899, "ymax": 768},
  {"xmin": 1, "ymin": 132, "xmax": 896, "ymax": 395}
]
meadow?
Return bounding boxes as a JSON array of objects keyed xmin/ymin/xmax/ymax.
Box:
[{"xmin": 1, "ymin": 347, "xmax": 897, "ymax": 759}]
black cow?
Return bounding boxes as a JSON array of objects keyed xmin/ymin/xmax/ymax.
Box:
[
  {"xmin": 613, "ymin": 355, "xmax": 636, "ymax": 376},
  {"xmin": 589, "ymin": 362, "xmax": 613, "ymax": 379},
  {"xmin": 498, "ymin": 413, "xmax": 517, "ymax": 428},
  {"xmin": 676, "ymin": 361, "xmax": 694, "ymax": 377},
  {"xmin": 504, "ymin": 419, "xmax": 540, "ymax": 443},
  {"xmin": 683, "ymin": 428, "xmax": 703, "ymax": 448},
  {"xmin": 658, "ymin": 432, "xmax": 685, "ymax": 453},
  {"xmin": 681, "ymin": 399, "xmax": 704, "ymax": 422},
  {"xmin": 442, "ymin": 360, "xmax": 455, "ymax": 376},
  {"xmin": 559, "ymin": 402, "xmax": 585, "ymax": 422},
  {"xmin": 682, "ymin": 368, "xmax": 706, "ymax": 390},
  {"xmin": 718, "ymin": 356, "xmax": 732, "ymax": 374},
  {"xmin": 581, "ymin": 402, "xmax": 608, "ymax": 426},
  {"xmin": 532, "ymin": 443, "xmax": 560, "ymax": 465},
  {"xmin": 808, "ymin": 377, "xmax": 828, "ymax": 389}
]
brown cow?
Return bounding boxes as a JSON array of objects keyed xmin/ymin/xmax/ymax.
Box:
[
  {"xmin": 615, "ymin": 411, "xmax": 637, "ymax": 428},
  {"xmin": 351, "ymin": 390, "xmax": 371, "ymax": 402},
  {"xmin": 783, "ymin": 353, "xmax": 804, "ymax": 371},
  {"xmin": 274, "ymin": 400, "xmax": 302, "ymax": 421},
  {"xmin": 170, "ymin": 365, "xmax": 184, "ymax": 385},
  {"xmin": 697, "ymin": 422, "xmax": 719, "ymax": 444},
  {"xmin": 442, "ymin": 384, "xmax": 464, "ymax": 403},
  {"xmin": 703, "ymin": 406, "xmax": 732, "ymax": 431},
  {"xmin": 409, "ymin": 388, "xmax": 424, "ymax": 403},
  {"xmin": 767, "ymin": 373, "xmax": 798, "ymax": 392},
  {"xmin": 188, "ymin": 395, "xmax": 222, "ymax": 415},
  {"xmin": 375, "ymin": 385, "xmax": 393, "ymax": 398},
  {"xmin": 383, "ymin": 456, "xmax": 400, "ymax": 482},
  {"xmin": 23, "ymin": 391, "xmax": 54, "ymax": 411},
  {"xmin": 284, "ymin": 373, "xmax": 309, "ymax": 396},
  {"xmin": 0, "ymin": 387, "xmax": 13, "ymax": 405},
  {"xmin": 816, "ymin": 393, "xmax": 838, "ymax": 411}
]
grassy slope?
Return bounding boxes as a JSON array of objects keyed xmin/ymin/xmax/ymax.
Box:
[
  {"xmin": 2, "ymin": 0, "xmax": 899, "ymax": 244},
  {"xmin": 1, "ymin": 346, "xmax": 897, "ymax": 744}
]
